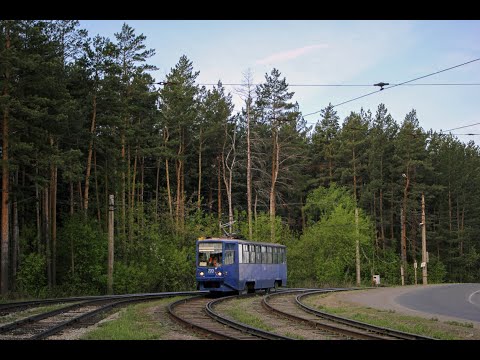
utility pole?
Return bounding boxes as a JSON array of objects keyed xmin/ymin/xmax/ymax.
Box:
[
  {"xmin": 355, "ymin": 208, "xmax": 361, "ymax": 286},
  {"xmin": 108, "ymin": 195, "xmax": 114, "ymax": 294},
  {"xmin": 400, "ymin": 208, "xmax": 405, "ymax": 286},
  {"xmin": 421, "ymin": 193, "xmax": 428, "ymax": 285}
]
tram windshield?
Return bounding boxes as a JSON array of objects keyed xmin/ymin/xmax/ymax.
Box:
[{"xmin": 198, "ymin": 242, "xmax": 223, "ymax": 267}]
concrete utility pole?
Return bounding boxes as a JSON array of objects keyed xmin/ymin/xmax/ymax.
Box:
[
  {"xmin": 421, "ymin": 193, "xmax": 428, "ymax": 285},
  {"xmin": 108, "ymin": 195, "xmax": 114, "ymax": 294},
  {"xmin": 400, "ymin": 208, "xmax": 405, "ymax": 286}
]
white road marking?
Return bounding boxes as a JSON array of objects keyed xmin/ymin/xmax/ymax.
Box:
[{"xmin": 467, "ymin": 290, "xmax": 480, "ymax": 307}]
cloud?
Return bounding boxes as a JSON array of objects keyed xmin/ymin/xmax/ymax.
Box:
[{"xmin": 256, "ymin": 44, "xmax": 329, "ymax": 65}]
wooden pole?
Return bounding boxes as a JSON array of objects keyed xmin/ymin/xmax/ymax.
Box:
[
  {"xmin": 422, "ymin": 193, "xmax": 428, "ymax": 285},
  {"xmin": 108, "ymin": 195, "xmax": 114, "ymax": 294}
]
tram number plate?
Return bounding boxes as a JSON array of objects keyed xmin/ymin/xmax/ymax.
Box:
[{"xmin": 208, "ymin": 268, "xmax": 215, "ymax": 274}]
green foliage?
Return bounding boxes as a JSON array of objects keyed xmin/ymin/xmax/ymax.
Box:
[
  {"xmin": 236, "ymin": 211, "xmax": 294, "ymax": 245},
  {"xmin": 16, "ymin": 253, "xmax": 48, "ymax": 298},
  {"xmin": 425, "ymin": 255, "xmax": 447, "ymax": 284},
  {"xmin": 288, "ymin": 185, "xmax": 374, "ymax": 287},
  {"xmin": 56, "ymin": 215, "xmax": 107, "ymax": 295}
]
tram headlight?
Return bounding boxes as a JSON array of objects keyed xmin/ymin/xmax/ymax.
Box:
[
  {"xmin": 216, "ymin": 271, "xmax": 222, "ymax": 276},
  {"xmin": 199, "ymin": 271, "xmax": 205, "ymax": 277}
]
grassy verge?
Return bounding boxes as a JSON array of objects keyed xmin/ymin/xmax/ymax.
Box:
[
  {"xmin": 222, "ymin": 306, "xmax": 275, "ymax": 332},
  {"xmin": 306, "ymin": 296, "xmax": 477, "ymax": 340},
  {"xmin": 81, "ymin": 296, "xmax": 186, "ymax": 340}
]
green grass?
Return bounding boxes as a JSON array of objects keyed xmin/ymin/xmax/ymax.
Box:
[
  {"xmin": 81, "ymin": 296, "xmax": 186, "ymax": 340},
  {"xmin": 222, "ymin": 307, "xmax": 274, "ymax": 332},
  {"xmin": 314, "ymin": 304, "xmax": 460, "ymax": 340},
  {"xmin": 445, "ymin": 320, "xmax": 474, "ymax": 328},
  {"xmin": 284, "ymin": 332, "xmax": 305, "ymax": 340}
]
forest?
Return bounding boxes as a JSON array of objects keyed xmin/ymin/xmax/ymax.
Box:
[{"xmin": 1, "ymin": 20, "xmax": 479, "ymax": 299}]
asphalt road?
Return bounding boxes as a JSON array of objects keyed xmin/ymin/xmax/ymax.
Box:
[
  {"xmin": 395, "ymin": 283, "xmax": 480, "ymax": 323},
  {"xmin": 332, "ymin": 283, "xmax": 480, "ymax": 329}
]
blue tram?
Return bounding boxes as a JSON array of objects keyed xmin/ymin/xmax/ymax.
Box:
[{"xmin": 195, "ymin": 237, "xmax": 287, "ymax": 294}]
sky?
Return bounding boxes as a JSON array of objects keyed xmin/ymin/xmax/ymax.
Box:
[{"xmin": 79, "ymin": 20, "xmax": 480, "ymax": 144}]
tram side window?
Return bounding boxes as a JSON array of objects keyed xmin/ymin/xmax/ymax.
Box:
[
  {"xmin": 243, "ymin": 244, "xmax": 249, "ymax": 264},
  {"xmin": 256, "ymin": 245, "xmax": 261, "ymax": 263},
  {"xmin": 261, "ymin": 246, "xmax": 266, "ymax": 264},
  {"xmin": 267, "ymin": 246, "xmax": 272, "ymax": 264},
  {"xmin": 250, "ymin": 244, "xmax": 256, "ymax": 263},
  {"xmin": 273, "ymin": 247, "xmax": 278, "ymax": 264}
]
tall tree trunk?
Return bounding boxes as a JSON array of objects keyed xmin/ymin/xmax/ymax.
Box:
[
  {"xmin": 410, "ymin": 211, "xmax": 417, "ymax": 260},
  {"xmin": 217, "ymin": 156, "xmax": 222, "ymax": 231},
  {"xmin": 12, "ymin": 170, "xmax": 19, "ymax": 291},
  {"xmin": 121, "ymin": 129, "xmax": 126, "ymax": 246},
  {"xmin": 352, "ymin": 147, "xmax": 357, "ymax": 202},
  {"xmin": 373, "ymin": 192, "xmax": 378, "ymax": 249},
  {"xmin": 401, "ymin": 171, "xmax": 410, "ymax": 281},
  {"xmin": 139, "ymin": 155, "xmax": 144, "ymax": 233},
  {"xmin": 300, "ymin": 196, "xmax": 306, "ymax": 233},
  {"xmin": 84, "ymin": 94, "xmax": 97, "ymax": 213},
  {"xmin": 1, "ymin": 110, "xmax": 9, "ymax": 294},
  {"xmin": 69, "ymin": 182, "xmax": 74, "ymax": 216},
  {"xmin": 390, "ymin": 182, "xmax": 395, "ymax": 241},
  {"xmin": 270, "ymin": 130, "xmax": 279, "ymax": 242},
  {"xmin": 254, "ymin": 191, "xmax": 258, "ymax": 236},
  {"xmin": 457, "ymin": 197, "xmax": 461, "ymax": 256},
  {"xmin": 163, "ymin": 127, "xmax": 173, "ymax": 219},
  {"xmin": 175, "ymin": 155, "xmax": 182, "ymax": 231},
  {"xmin": 77, "ymin": 181, "xmax": 83, "ymax": 211},
  {"xmin": 197, "ymin": 128, "xmax": 202, "ymax": 209},
  {"xmin": 105, "ymin": 158, "xmax": 109, "ymax": 232},
  {"xmin": 44, "ymin": 187, "xmax": 51, "ymax": 289},
  {"xmin": 1, "ymin": 23, "xmax": 11, "ymax": 295},
  {"xmin": 155, "ymin": 158, "xmax": 160, "ymax": 220},
  {"xmin": 127, "ymin": 145, "xmax": 132, "ymax": 245},
  {"xmin": 175, "ymin": 129, "xmax": 184, "ymax": 231},
  {"xmin": 328, "ymin": 146, "xmax": 333, "ymax": 183},
  {"xmin": 379, "ymin": 188, "xmax": 385, "ymax": 251},
  {"xmin": 94, "ymin": 149, "xmax": 101, "ymax": 227},
  {"xmin": 165, "ymin": 158, "xmax": 173, "ymax": 219},
  {"xmin": 50, "ymin": 163, "xmax": 57, "ymax": 287},
  {"xmin": 208, "ymin": 180, "xmax": 213, "ymax": 213},
  {"xmin": 460, "ymin": 202, "xmax": 465, "ymax": 256},
  {"xmin": 130, "ymin": 148, "xmax": 137, "ymax": 240},
  {"xmin": 379, "ymin": 157, "xmax": 385, "ymax": 250},
  {"xmin": 36, "ymin": 174, "xmax": 41, "ymax": 253},
  {"xmin": 448, "ymin": 187, "xmax": 452, "ymax": 234},
  {"xmin": 222, "ymin": 122, "xmax": 237, "ymax": 233},
  {"xmin": 246, "ymin": 103, "xmax": 253, "ymax": 239}
]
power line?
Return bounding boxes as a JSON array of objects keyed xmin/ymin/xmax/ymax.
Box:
[
  {"xmin": 443, "ymin": 122, "xmax": 480, "ymax": 132},
  {"xmin": 197, "ymin": 82, "xmax": 480, "ymax": 87},
  {"xmin": 450, "ymin": 133, "xmax": 480, "ymax": 136},
  {"xmin": 303, "ymin": 57, "xmax": 480, "ymax": 117}
]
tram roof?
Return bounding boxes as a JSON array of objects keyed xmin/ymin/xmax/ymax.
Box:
[{"xmin": 196, "ymin": 237, "xmax": 286, "ymax": 248}]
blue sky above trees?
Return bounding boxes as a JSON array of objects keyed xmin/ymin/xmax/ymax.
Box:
[{"xmin": 80, "ymin": 20, "xmax": 480, "ymax": 143}]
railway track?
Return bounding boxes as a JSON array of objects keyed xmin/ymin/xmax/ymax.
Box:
[
  {"xmin": 0, "ymin": 288, "xmax": 437, "ymax": 340},
  {"xmin": 168, "ymin": 294, "xmax": 292, "ymax": 340},
  {"xmin": 0, "ymin": 291, "xmax": 203, "ymax": 340},
  {"xmin": 262, "ymin": 289, "xmax": 435, "ymax": 340}
]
